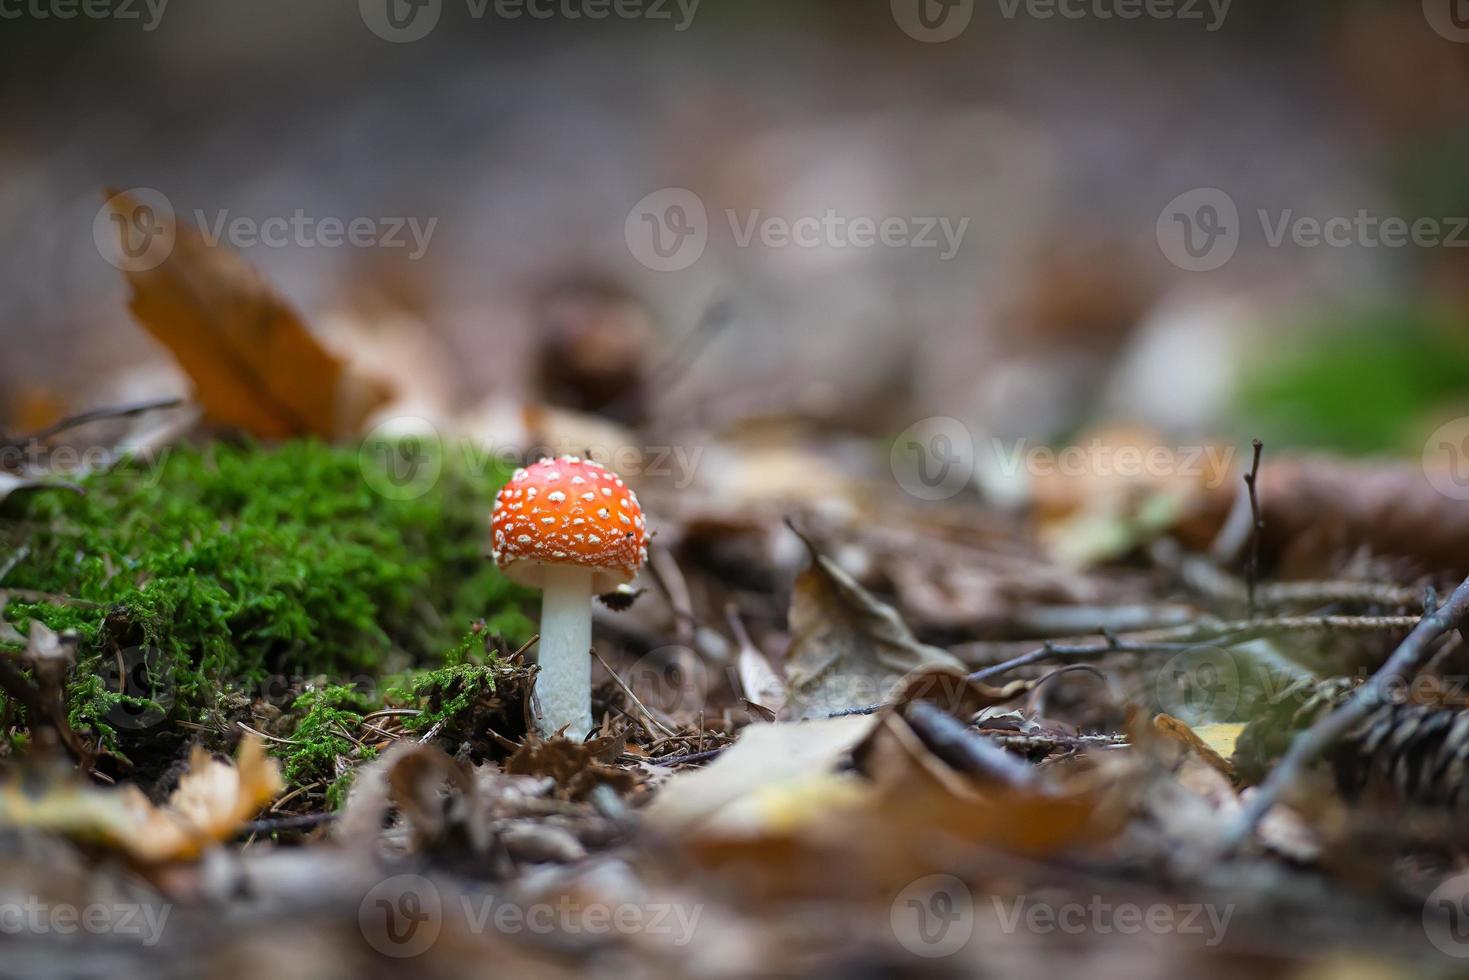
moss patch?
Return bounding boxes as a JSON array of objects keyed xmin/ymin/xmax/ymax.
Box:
[{"xmin": 0, "ymin": 440, "xmax": 535, "ymax": 759}]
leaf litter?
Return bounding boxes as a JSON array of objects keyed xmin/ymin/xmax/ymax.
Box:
[{"xmin": 1, "ymin": 201, "xmax": 1469, "ymax": 977}]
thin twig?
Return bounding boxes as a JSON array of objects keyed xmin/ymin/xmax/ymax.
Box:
[
  {"xmin": 23, "ymin": 396, "xmax": 184, "ymax": 443},
  {"xmin": 237, "ymin": 811, "xmax": 337, "ymax": 837},
  {"xmin": 1217, "ymin": 572, "xmax": 1469, "ymax": 854},
  {"xmin": 236, "ymin": 721, "xmax": 299, "ymax": 745},
  {"xmin": 967, "ymin": 615, "xmax": 1421, "ymax": 684},
  {"xmin": 1243, "ymin": 438, "xmax": 1264, "ymax": 615},
  {"xmin": 592, "ymin": 648, "xmax": 677, "ymax": 737},
  {"xmin": 648, "ymin": 746, "xmax": 726, "ymax": 767}
]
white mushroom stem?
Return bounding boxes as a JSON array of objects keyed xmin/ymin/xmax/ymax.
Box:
[{"xmin": 535, "ymin": 563, "xmax": 595, "ymax": 739}]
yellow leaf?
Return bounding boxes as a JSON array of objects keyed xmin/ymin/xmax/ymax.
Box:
[{"xmin": 0, "ymin": 735, "xmax": 283, "ymax": 862}]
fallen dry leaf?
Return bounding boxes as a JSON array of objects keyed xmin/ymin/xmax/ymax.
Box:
[
  {"xmin": 506, "ymin": 734, "xmax": 639, "ymax": 800},
  {"xmin": 106, "ymin": 189, "xmax": 391, "ymax": 440},
  {"xmin": 783, "ymin": 528, "xmax": 962, "ymax": 719},
  {"xmin": 0, "ymin": 735, "xmax": 282, "ymax": 861},
  {"xmin": 1153, "ymin": 713, "xmax": 1243, "ymax": 778},
  {"xmin": 644, "ymin": 716, "xmax": 877, "ymax": 834}
]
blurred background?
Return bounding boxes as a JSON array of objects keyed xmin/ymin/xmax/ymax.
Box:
[{"xmin": 2, "ymin": 0, "xmax": 1468, "ymax": 459}]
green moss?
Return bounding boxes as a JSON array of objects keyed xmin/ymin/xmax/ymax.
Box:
[
  {"xmin": 1238, "ymin": 309, "xmax": 1469, "ymax": 454},
  {"xmin": 390, "ymin": 662, "xmax": 501, "ymax": 734},
  {"xmin": 0, "ymin": 440, "xmax": 535, "ymax": 753},
  {"xmin": 279, "ymin": 684, "xmax": 382, "ymax": 807}
]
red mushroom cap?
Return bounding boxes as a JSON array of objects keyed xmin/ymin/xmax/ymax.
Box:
[{"xmin": 491, "ymin": 455, "xmax": 647, "ymax": 591}]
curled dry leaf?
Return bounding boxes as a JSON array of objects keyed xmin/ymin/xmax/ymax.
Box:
[
  {"xmin": 889, "ymin": 665, "xmax": 1036, "ymax": 720},
  {"xmin": 0, "ymin": 736, "xmax": 282, "ymax": 862},
  {"xmin": 644, "ymin": 716, "xmax": 877, "ymax": 835},
  {"xmin": 106, "ymin": 189, "xmax": 391, "ymax": 440},
  {"xmin": 506, "ymin": 734, "xmax": 638, "ymax": 801},
  {"xmin": 783, "ymin": 527, "xmax": 961, "ymax": 719},
  {"xmin": 336, "ymin": 740, "xmax": 490, "ymax": 856},
  {"xmin": 0, "ymin": 472, "xmax": 83, "ymax": 506}
]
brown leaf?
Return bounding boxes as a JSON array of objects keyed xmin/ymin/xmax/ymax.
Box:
[
  {"xmin": 105, "ymin": 189, "xmax": 391, "ymax": 439},
  {"xmin": 0, "ymin": 735, "xmax": 282, "ymax": 862},
  {"xmin": 783, "ymin": 528, "xmax": 961, "ymax": 719},
  {"xmin": 1212, "ymin": 455, "xmax": 1469, "ymax": 580},
  {"xmin": 1152, "ymin": 712, "xmax": 1239, "ymax": 779},
  {"xmin": 506, "ymin": 735, "xmax": 637, "ymax": 801},
  {"xmin": 337, "ymin": 741, "xmax": 490, "ymax": 855}
]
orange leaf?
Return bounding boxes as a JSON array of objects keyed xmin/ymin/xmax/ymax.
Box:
[{"xmin": 106, "ymin": 189, "xmax": 390, "ymax": 439}]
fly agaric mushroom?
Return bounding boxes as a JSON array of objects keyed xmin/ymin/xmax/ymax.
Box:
[{"xmin": 491, "ymin": 455, "xmax": 647, "ymax": 738}]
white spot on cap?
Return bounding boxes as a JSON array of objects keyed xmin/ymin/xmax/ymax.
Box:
[
  {"xmin": 588, "ymin": 534, "xmax": 601, "ymax": 544},
  {"xmin": 517, "ymin": 534, "xmax": 532, "ymax": 544},
  {"xmin": 570, "ymin": 476, "xmax": 586, "ymax": 485},
  {"xmin": 527, "ymin": 487, "xmax": 538, "ymax": 498},
  {"xmin": 619, "ymin": 513, "xmax": 631, "ymax": 525},
  {"xmin": 597, "ymin": 508, "xmax": 610, "ymax": 519},
  {"xmin": 547, "ymin": 491, "xmax": 566, "ymax": 503},
  {"xmin": 540, "ymin": 517, "xmax": 555, "ymax": 525},
  {"xmin": 581, "ymin": 492, "xmax": 596, "ymax": 501},
  {"xmin": 601, "ymin": 487, "xmax": 613, "ymax": 497}
]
